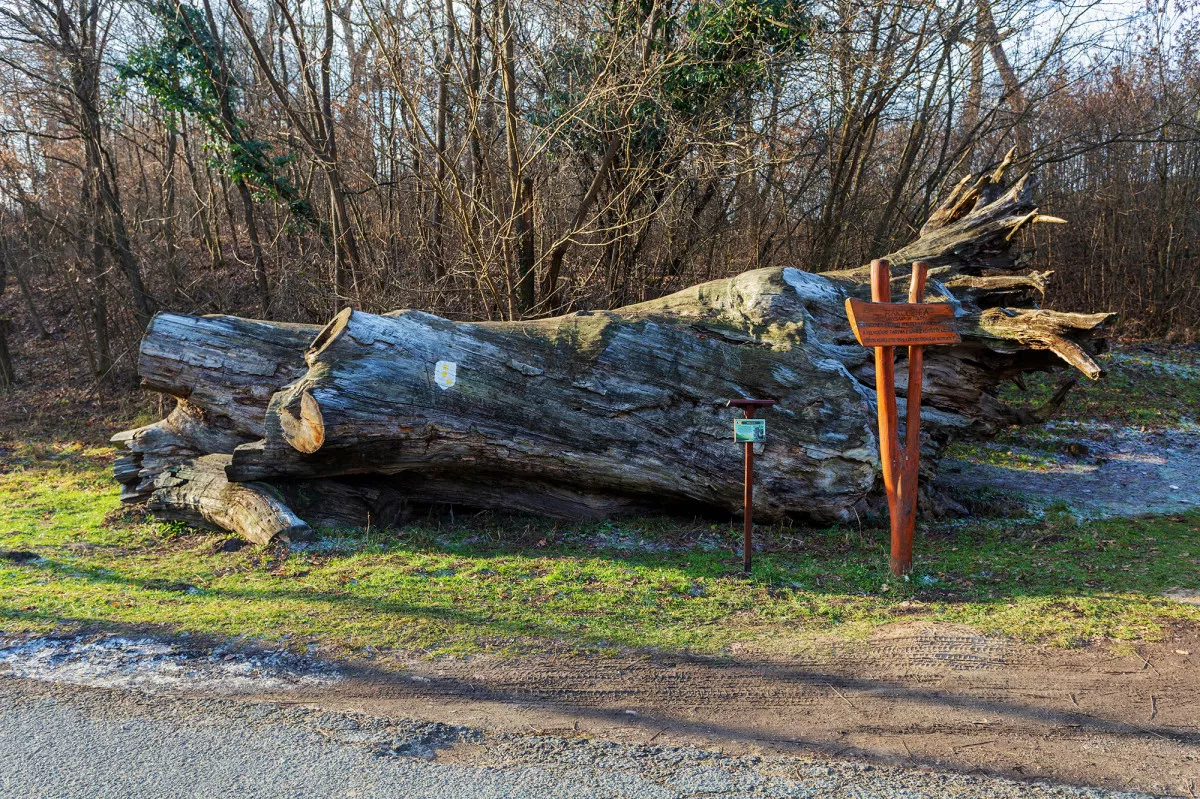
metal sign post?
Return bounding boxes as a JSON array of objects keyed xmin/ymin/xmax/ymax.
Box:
[
  {"xmin": 844, "ymin": 259, "xmax": 960, "ymax": 576},
  {"xmin": 727, "ymin": 398, "xmax": 776, "ymax": 573}
]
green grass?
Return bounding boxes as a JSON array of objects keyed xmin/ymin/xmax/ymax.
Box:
[
  {"xmin": 945, "ymin": 343, "xmax": 1200, "ymax": 469},
  {"xmin": 996, "ymin": 344, "xmax": 1200, "ymax": 429},
  {"xmin": 942, "ymin": 443, "xmax": 1058, "ymax": 472},
  {"xmin": 3, "ymin": 434, "xmax": 1199, "ymax": 658}
]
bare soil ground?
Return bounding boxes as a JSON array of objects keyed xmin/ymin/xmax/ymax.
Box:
[
  {"xmin": 249, "ymin": 621, "xmax": 1199, "ymax": 797},
  {"xmin": 0, "ymin": 675, "xmax": 1154, "ymax": 799},
  {"xmin": 4, "ymin": 622, "xmax": 1197, "ymax": 795}
]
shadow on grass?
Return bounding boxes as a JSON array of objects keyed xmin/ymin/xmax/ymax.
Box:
[
  {"xmin": 8, "ymin": 504, "xmax": 1200, "ymax": 644},
  {"xmin": 300, "ymin": 506, "xmax": 1200, "ymax": 606},
  {"xmin": 6, "ymin": 522, "xmax": 1200, "ymax": 660}
]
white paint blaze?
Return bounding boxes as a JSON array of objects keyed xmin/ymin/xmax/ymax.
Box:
[{"xmin": 434, "ymin": 360, "xmax": 457, "ymax": 390}]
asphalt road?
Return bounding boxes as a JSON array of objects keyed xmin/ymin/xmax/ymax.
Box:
[{"xmin": 0, "ymin": 678, "xmax": 1153, "ymax": 799}]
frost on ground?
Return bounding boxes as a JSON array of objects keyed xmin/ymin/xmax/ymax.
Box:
[
  {"xmin": 937, "ymin": 345, "xmax": 1200, "ymax": 520},
  {"xmin": 936, "ymin": 421, "xmax": 1200, "ymax": 519},
  {"xmin": 0, "ymin": 635, "xmax": 340, "ymax": 694}
]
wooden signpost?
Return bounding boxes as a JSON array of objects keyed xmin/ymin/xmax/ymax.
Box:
[
  {"xmin": 727, "ymin": 398, "xmax": 776, "ymax": 573},
  {"xmin": 845, "ymin": 259, "xmax": 960, "ymax": 576}
]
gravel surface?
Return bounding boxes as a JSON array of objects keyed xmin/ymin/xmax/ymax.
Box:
[{"xmin": 0, "ymin": 677, "xmax": 1155, "ymax": 799}]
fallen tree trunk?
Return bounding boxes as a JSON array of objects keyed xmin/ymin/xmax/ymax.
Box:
[
  {"xmin": 228, "ymin": 300, "xmax": 881, "ymax": 521},
  {"xmin": 112, "ymin": 156, "xmax": 1114, "ymax": 543},
  {"xmin": 146, "ymin": 454, "xmax": 312, "ymax": 545}
]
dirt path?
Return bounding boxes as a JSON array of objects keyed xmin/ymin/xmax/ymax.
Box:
[
  {"xmin": 225, "ymin": 623, "xmax": 1199, "ymax": 797},
  {"xmin": 5, "ymin": 626, "xmax": 1197, "ymax": 796},
  {"xmin": 0, "ymin": 676, "xmax": 1154, "ymax": 799}
]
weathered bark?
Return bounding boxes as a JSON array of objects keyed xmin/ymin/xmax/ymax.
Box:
[
  {"xmin": 228, "ymin": 300, "xmax": 880, "ymax": 522},
  {"xmin": 147, "ymin": 454, "xmax": 312, "ymax": 545},
  {"xmin": 113, "ymin": 161, "xmax": 1113, "ymax": 544},
  {"xmin": 134, "ymin": 313, "xmax": 318, "ymax": 449},
  {"xmin": 116, "ymin": 420, "xmax": 413, "ymax": 539}
]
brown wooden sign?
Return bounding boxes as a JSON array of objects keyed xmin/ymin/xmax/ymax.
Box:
[
  {"xmin": 844, "ymin": 259, "xmax": 960, "ymax": 577},
  {"xmin": 845, "ymin": 299, "xmax": 960, "ymax": 347}
]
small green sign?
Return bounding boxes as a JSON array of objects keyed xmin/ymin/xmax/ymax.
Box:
[{"xmin": 733, "ymin": 418, "xmax": 766, "ymax": 443}]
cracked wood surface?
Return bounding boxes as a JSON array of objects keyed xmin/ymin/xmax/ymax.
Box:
[{"xmin": 111, "ymin": 159, "xmax": 1114, "ymax": 543}]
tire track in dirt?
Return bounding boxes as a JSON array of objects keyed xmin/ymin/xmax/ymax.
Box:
[{"xmin": 278, "ymin": 622, "xmax": 1200, "ymax": 797}]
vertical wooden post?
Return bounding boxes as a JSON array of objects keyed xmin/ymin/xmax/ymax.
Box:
[
  {"xmin": 742, "ymin": 410, "xmax": 755, "ymax": 574},
  {"xmin": 896, "ymin": 262, "xmax": 929, "ymax": 575},
  {"xmin": 849, "ymin": 259, "xmax": 955, "ymax": 577},
  {"xmin": 726, "ymin": 398, "xmax": 776, "ymax": 574},
  {"xmin": 868, "ymin": 261, "xmax": 902, "ymax": 573}
]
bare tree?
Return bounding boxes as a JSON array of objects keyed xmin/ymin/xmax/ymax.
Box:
[
  {"xmin": 0, "ymin": 0, "xmax": 1196, "ymax": 394},
  {"xmin": 0, "ymin": 0, "xmax": 155, "ymax": 328}
]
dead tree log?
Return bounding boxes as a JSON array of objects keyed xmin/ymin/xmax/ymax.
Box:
[
  {"xmin": 147, "ymin": 454, "xmax": 312, "ymax": 545},
  {"xmin": 112, "ymin": 158, "xmax": 1114, "ymax": 543}
]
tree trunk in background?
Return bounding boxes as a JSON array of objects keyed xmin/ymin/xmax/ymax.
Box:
[
  {"xmin": 94, "ymin": 139, "xmax": 155, "ymax": 328},
  {"xmin": 83, "ymin": 177, "xmax": 112, "ymax": 376},
  {"xmin": 224, "ymin": 0, "xmax": 362, "ymax": 304},
  {"xmin": 162, "ymin": 110, "xmax": 182, "ymax": 299},
  {"xmin": 60, "ymin": 0, "xmax": 154, "ymax": 328},
  {"xmin": 184, "ymin": 0, "xmax": 271, "ymax": 312},
  {"xmin": 0, "ymin": 251, "xmax": 14, "ymax": 389},
  {"xmin": 543, "ymin": 131, "xmax": 623, "ymax": 310},
  {"xmin": 977, "ymin": 0, "xmax": 1030, "ymax": 157},
  {"xmin": 237, "ymin": 179, "xmax": 271, "ymax": 313},
  {"xmin": 961, "ymin": 28, "xmax": 985, "ymax": 171},
  {"xmin": 112, "ymin": 162, "xmax": 1114, "ymax": 544},
  {"xmin": 515, "ymin": 176, "xmax": 536, "ymax": 312},
  {"xmin": 7, "ymin": 254, "xmax": 47, "ymax": 341},
  {"xmin": 431, "ymin": 0, "xmax": 454, "ymax": 280},
  {"xmin": 178, "ymin": 120, "xmax": 224, "ymax": 270},
  {"xmin": 0, "ymin": 320, "xmax": 13, "ymax": 389},
  {"xmin": 498, "ymin": 0, "xmax": 535, "ymax": 317}
]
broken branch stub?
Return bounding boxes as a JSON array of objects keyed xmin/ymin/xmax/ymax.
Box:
[{"xmin": 111, "ymin": 160, "xmax": 1113, "ymax": 544}]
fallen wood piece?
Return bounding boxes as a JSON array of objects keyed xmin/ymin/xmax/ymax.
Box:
[
  {"xmin": 147, "ymin": 455, "xmax": 312, "ymax": 545},
  {"xmin": 111, "ymin": 314, "xmax": 318, "ymax": 504},
  {"xmin": 110, "ymin": 157, "xmax": 1114, "ymax": 542},
  {"xmin": 139, "ymin": 313, "xmax": 319, "ymax": 447}
]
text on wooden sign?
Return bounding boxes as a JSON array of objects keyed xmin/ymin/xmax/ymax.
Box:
[{"xmin": 844, "ymin": 298, "xmax": 960, "ymax": 347}]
